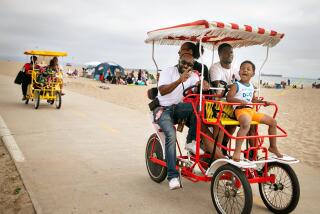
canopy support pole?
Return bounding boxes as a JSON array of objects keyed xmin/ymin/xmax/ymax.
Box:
[
  {"xmin": 199, "ymin": 35, "xmax": 205, "ymax": 111},
  {"xmin": 257, "ymin": 46, "xmax": 269, "ymax": 98},
  {"xmin": 32, "ymin": 57, "xmax": 35, "ymax": 70},
  {"xmin": 152, "ymin": 41, "xmax": 159, "ymax": 86},
  {"xmin": 210, "ymin": 44, "xmax": 215, "ymax": 83},
  {"xmin": 211, "ymin": 44, "xmax": 215, "ymax": 65}
]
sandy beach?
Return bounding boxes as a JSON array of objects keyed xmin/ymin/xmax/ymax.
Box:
[
  {"xmin": 1, "ymin": 59, "xmax": 320, "ymax": 167},
  {"xmin": 0, "ymin": 60, "xmax": 320, "ymax": 212}
]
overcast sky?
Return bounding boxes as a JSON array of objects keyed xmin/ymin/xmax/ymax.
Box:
[{"xmin": 0, "ymin": 0, "xmax": 319, "ymax": 78}]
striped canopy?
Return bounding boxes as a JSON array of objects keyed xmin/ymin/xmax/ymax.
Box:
[{"xmin": 145, "ymin": 20, "xmax": 284, "ymax": 48}]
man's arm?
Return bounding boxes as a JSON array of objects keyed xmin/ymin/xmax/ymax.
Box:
[
  {"xmin": 158, "ymin": 69, "xmax": 191, "ymax": 96},
  {"xmin": 158, "ymin": 79, "xmax": 182, "ymax": 96}
]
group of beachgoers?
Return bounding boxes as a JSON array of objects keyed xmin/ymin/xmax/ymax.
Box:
[
  {"xmin": 100, "ymin": 69, "xmax": 154, "ymax": 86},
  {"xmin": 152, "ymin": 42, "xmax": 284, "ymax": 190},
  {"xmin": 19, "ymin": 55, "xmax": 64, "ymax": 101},
  {"xmin": 262, "ymin": 80, "xmax": 304, "ymax": 89},
  {"xmin": 312, "ymin": 82, "xmax": 320, "ymax": 88}
]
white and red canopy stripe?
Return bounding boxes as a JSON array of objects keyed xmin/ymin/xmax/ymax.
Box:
[{"xmin": 145, "ymin": 20, "xmax": 284, "ymax": 48}]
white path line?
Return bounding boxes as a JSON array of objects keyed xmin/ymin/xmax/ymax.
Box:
[{"xmin": 0, "ymin": 116, "xmax": 25, "ymax": 162}]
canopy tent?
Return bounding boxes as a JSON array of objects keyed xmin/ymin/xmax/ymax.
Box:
[
  {"xmin": 145, "ymin": 20, "xmax": 284, "ymax": 49},
  {"xmin": 93, "ymin": 62, "xmax": 124, "ymax": 80}
]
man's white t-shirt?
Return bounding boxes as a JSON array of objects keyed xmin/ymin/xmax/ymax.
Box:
[
  {"xmin": 158, "ymin": 66, "xmax": 199, "ymax": 107},
  {"xmin": 209, "ymin": 62, "xmax": 240, "ymax": 84}
]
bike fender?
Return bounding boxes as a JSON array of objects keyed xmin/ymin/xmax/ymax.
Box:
[{"xmin": 206, "ymin": 159, "xmax": 257, "ymax": 176}]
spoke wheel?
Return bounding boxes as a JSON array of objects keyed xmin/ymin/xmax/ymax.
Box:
[
  {"xmin": 34, "ymin": 91, "xmax": 40, "ymax": 109},
  {"xmin": 211, "ymin": 164, "xmax": 253, "ymax": 214},
  {"xmin": 145, "ymin": 133, "xmax": 167, "ymax": 183},
  {"xmin": 55, "ymin": 92, "xmax": 62, "ymax": 109},
  {"xmin": 259, "ymin": 162, "xmax": 300, "ymax": 213}
]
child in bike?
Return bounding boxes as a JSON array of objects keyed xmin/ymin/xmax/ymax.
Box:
[
  {"xmin": 37, "ymin": 58, "xmax": 60, "ymax": 88},
  {"xmin": 226, "ymin": 60, "xmax": 283, "ymax": 161}
]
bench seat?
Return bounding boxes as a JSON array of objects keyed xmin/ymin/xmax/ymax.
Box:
[{"xmin": 206, "ymin": 117, "xmax": 260, "ymax": 126}]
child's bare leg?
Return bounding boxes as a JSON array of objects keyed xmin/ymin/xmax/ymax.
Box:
[
  {"xmin": 212, "ymin": 125, "xmax": 220, "ymax": 140},
  {"xmin": 233, "ymin": 115, "xmax": 251, "ymax": 161},
  {"xmin": 217, "ymin": 128, "xmax": 225, "ymax": 148},
  {"xmin": 222, "ymin": 125, "xmax": 236, "ymax": 156},
  {"xmin": 248, "ymin": 125, "xmax": 257, "ymax": 147},
  {"xmin": 259, "ymin": 115, "xmax": 283, "ymax": 158},
  {"xmin": 212, "ymin": 125, "xmax": 225, "ymax": 146},
  {"xmin": 202, "ymin": 126, "xmax": 225, "ymax": 159}
]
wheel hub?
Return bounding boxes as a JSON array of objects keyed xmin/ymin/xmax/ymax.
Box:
[
  {"xmin": 224, "ymin": 186, "xmax": 238, "ymax": 198},
  {"xmin": 224, "ymin": 190, "xmax": 231, "ymax": 198},
  {"xmin": 152, "ymin": 152, "xmax": 157, "ymax": 158},
  {"xmin": 273, "ymin": 183, "xmax": 284, "ymax": 191},
  {"xmin": 270, "ymin": 182, "xmax": 284, "ymax": 191}
]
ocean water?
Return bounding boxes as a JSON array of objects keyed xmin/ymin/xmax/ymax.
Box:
[{"xmin": 252, "ymin": 76, "xmax": 318, "ymax": 87}]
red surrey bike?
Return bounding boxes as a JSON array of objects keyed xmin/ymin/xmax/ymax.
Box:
[{"xmin": 145, "ymin": 20, "xmax": 300, "ymax": 214}]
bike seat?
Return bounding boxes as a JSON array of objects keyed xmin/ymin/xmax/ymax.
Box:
[{"xmin": 206, "ymin": 117, "xmax": 260, "ymax": 126}]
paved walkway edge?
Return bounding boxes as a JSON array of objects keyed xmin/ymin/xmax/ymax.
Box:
[{"xmin": 0, "ymin": 115, "xmax": 42, "ymax": 214}]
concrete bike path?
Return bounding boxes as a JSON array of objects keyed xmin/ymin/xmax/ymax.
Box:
[{"xmin": 0, "ymin": 74, "xmax": 319, "ymax": 213}]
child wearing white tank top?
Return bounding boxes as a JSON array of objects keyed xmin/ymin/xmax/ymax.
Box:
[{"xmin": 226, "ymin": 61, "xmax": 283, "ymax": 162}]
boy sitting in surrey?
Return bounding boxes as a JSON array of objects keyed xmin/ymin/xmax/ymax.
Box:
[{"xmin": 226, "ymin": 60, "xmax": 283, "ymax": 162}]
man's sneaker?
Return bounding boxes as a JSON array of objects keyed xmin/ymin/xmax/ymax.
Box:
[
  {"xmin": 169, "ymin": 177, "xmax": 181, "ymax": 190},
  {"xmin": 185, "ymin": 140, "xmax": 205, "ymax": 155}
]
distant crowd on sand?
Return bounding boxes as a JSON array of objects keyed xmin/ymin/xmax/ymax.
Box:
[
  {"xmin": 99, "ymin": 69, "xmax": 156, "ymax": 86},
  {"xmin": 312, "ymin": 81, "xmax": 320, "ymax": 88},
  {"xmin": 261, "ymin": 79, "xmax": 305, "ymax": 89},
  {"xmin": 261, "ymin": 79, "xmax": 320, "ymax": 89}
]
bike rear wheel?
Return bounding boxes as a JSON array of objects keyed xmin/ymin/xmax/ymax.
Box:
[
  {"xmin": 259, "ymin": 162, "xmax": 300, "ymax": 213},
  {"xmin": 34, "ymin": 91, "xmax": 40, "ymax": 109},
  {"xmin": 55, "ymin": 92, "xmax": 62, "ymax": 109}
]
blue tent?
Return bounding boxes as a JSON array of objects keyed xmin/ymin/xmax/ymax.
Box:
[{"xmin": 93, "ymin": 62, "xmax": 124, "ymax": 80}]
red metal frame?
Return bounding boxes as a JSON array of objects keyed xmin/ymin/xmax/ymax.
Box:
[{"xmin": 148, "ymin": 92, "xmax": 285, "ymax": 185}]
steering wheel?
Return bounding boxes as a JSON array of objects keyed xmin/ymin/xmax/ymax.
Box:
[
  {"xmin": 209, "ymin": 80, "xmax": 229, "ymax": 97},
  {"xmin": 183, "ymin": 85, "xmax": 199, "ymax": 97},
  {"xmin": 183, "ymin": 80, "xmax": 229, "ymax": 97},
  {"xmin": 218, "ymin": 80, "xmax": 229, "ymax": 97}
]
